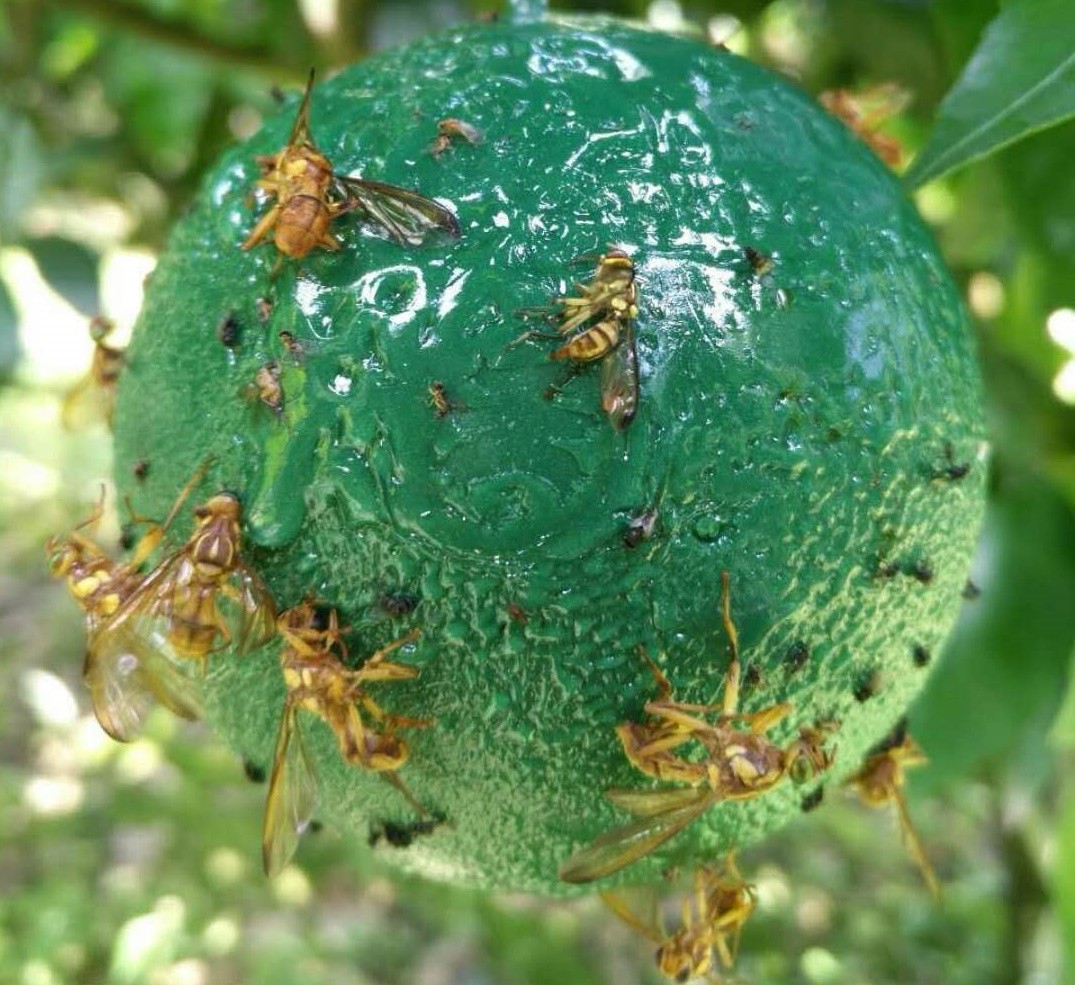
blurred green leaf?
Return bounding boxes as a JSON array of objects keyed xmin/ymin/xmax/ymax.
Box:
[
  {"xmin": 929, "ymin": 0, "xmax": 998, "ymax": 73},
  {"xmin": 1000, "ymin": 122, "xmax": 1075, "ymax": 315},
  {"xmin": 0, "ymin": 279, "xmax": 17, "ymax": 382},
  {"xmin": 906, "ymin": 0, "xmax": 1075, "ymax": 187},
  {"xmin": 26, "ymin": 236, "xmax": 100, "ymax": 317},
  {"xmin": 0, "ymin": 108, "xmax": 44, "ymax": 239},
  {"xmin": 41, "ymin": 19, "xmax": 101, "ymax": 80},
  {"xmin": 911, "ymin": 468, "xmax": 1075, "ymax": 788},
  {"xmin": 1056, "ymin": 779, "xmax": 1075, "ymax": 981},
  {"xmin": 103, "ymin": 39, "xmax": 215, "ymax": 178},
  {"xmin": 109, "ymin": 897, "xmax": 185, "ymax": 984}
]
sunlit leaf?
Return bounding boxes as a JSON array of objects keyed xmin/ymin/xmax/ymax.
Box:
[{"xmin": 906, "ymin": 0, "xmax": 1075, "ymax": 187}]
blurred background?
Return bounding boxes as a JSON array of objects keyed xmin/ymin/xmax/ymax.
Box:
[{"xmin": 2, "ymin": 0, "xmax": 1074, "ymax": 982}]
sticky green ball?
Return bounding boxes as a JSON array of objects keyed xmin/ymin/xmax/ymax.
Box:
[{"xmin": 114, "ymin": 16, "xmax": 986, "ymax": 894}]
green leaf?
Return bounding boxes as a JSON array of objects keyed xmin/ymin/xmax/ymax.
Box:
[
  {"xmin": 25, "ymin": 237, "xmax": 100, "ymax": 317},
  {"xmin": 1056, "ymin": 782, "xmax": 1075, "ymax": 983},
  {"xmin": 0, "ymin": 278, "xmax": 18, "ymax": 382},
  {"xmin": 103, "ymin": 39, "xmax": 215, "ymax": 178},
  {"xmin": 0, "ymin": 107, "xmax": 43, "ymax": 240},
  {"xmin": 911, "ymin": 468, "xmax": 1075, "ymax": 788},
  {"xmin": 906, "ymin": 0, "xmax": 1075, "ymax": 187},
  {"xmin": 930, "ymin": 0, "xmax": 998, "ymax": 72}
]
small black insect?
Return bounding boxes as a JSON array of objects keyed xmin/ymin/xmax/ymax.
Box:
[
  {"xmin": 623, "ymin": 507, "xmax": 659, "ymax": 549},
  {"xmin": 853, "ymin": 671, "xmax": 883, "ymax": 703},
  {"xmin": 873, "ymin": 556, "xmax": 901, "ymax": 581},
  {"xmin": 378, "ymin": 593, "xmax": 419, "ymax": 618},
  {"xmin": 871, "ymin": 717, "xmax": 909, "ymax": 756},
  {"xmin": 908, "ymin": 561, "xmax": 934, "ymax": 585},
  {"xmin": 912, "ymin": 644, "xmax": 932, "ymax": 668},
  {"xmin": 217, "ymin": 312, "xmax": 240, "ymax": 348},
  {"xmin": 962, "ymin": 580, "xmax": 981, "ymax": 600},
  {"xmin": 368, "ymin": 814, "xmax": 445, "ymax": 849},
  {"xmin": 744, "ymin": 246, "xmax": 773, "ymax": 276},
  {"xmin": 242, "ymin": 758, "xmax": 266, "ymax": 784},
  {"xmin": 119, "ymin": 524, "xmax": 137, "ymax": 552},
  {"xmin": 801, "ymin": 786, "xmax": 825, "ymax": 813},
  {"xmin": 743, "ymin": 663, "xmax": 763, "ymax": 693},
  {"xmin": 785, "ymin": 641, "xmax": 810, "ymax": 675},
  {"xmin": 132, "ymin": 459, "xmax": 149, "ymax": 481},
  {"xmin": 931, "ymin": 442, "xmax": 971, "ymax": 482}
]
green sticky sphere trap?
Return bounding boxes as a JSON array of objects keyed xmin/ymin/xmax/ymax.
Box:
[{"xmin": 114, "ymin": 16, "xmax": 986, "ymax": 894}]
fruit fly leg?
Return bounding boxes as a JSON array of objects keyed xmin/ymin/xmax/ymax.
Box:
[
  {"xmin": 74, "ymin": 485, "xmax": 107, "ymax": 533},
  {"xmin": 719, "ymin": 571, "xmax": 741, "ymax": 717},
  {"xmin": 724, "ymin": 701, "xmax": 794, "ymax": 736},
  {"xmin": 358, "ymin": 693, "xmax": 430, "ymax": 731},
  {"xmin": 355, "ymin": 628, "xmax": 421, "ymax": 681},
  {"xmin": 122, "ymin": 457, "xmax": 212, "ymax": 567},
  {"xmin": 380, "ymin": 770, "xmax": 429, "ymax": 817},
  {"xmin": 241, "ymin": 204, "xmax": 282, "ymax": 251}
]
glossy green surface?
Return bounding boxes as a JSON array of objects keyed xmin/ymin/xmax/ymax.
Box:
[{"xmin": 114, "ymin": 17, "xmax": 987, "ymax": 894}]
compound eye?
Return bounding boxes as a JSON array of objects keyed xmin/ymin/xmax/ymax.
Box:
[
  {"xmin": 675, "ymin": 968, "xmax": 690, "ymax": 983},
  {"xmin": 789, "ymin": 754, "xmax": 814, "ymax": 785}
]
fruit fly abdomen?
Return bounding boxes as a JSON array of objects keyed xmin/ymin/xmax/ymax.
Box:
[
  {"xmin": 275, "ymin": 194, "xmax": 339, "ymax": 257},
  {"xmin": 550, "ymin": 319, "xmax": 621, "ymax": 362}
]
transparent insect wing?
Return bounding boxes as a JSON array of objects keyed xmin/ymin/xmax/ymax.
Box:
[
  {"xmin": 559, "ymin": 790, "xmax": 713, "ymax": 883},
  {"xmin": 219, "ymin": 568, "xmax": 278, "ymax": 654},
  {"xmin": 599, "ymin": 886, "xmax": 664, "ymax": 943},
  {"xmin": 85, "ymin": 620, "xmax": 203, "ymax": 741},
  {"xmin": 600, "ymin": 323, "xmax": 639, "ymax": 430},
  {"xmin": 263, "ymin": 705, "xmax": 319, "ymax": 877},
  {"xmin": 100, "ymin": 552, "xmax": 188, "ymax": 651},
  {"xmin": 337, "ymin": 177, "xmax": 460, "ymax": 245},
  {"xmin": 82, "ymin": 642, "xmax": 158, "ymax": 742},
  {"xmin": 287, "ymin": 69, "xmax": 318, "ymax": 149},
  {"xmin": 606, "ymin": 785, "xmax": 709, "ymax": 817},
  {"xmin": 61, "ymin": 375, "xmax": 115, "ymax": 431}
]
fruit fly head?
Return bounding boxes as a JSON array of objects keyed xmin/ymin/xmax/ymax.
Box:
[{"xmin": 786, "ymin": 724, "xmax": 837, "ymax": 784}]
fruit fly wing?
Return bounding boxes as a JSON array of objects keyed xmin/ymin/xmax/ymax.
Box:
[
  {"xmin": 287, "ymin": 69, "xmax": 317, "ymax": 148},
  {"xmin": 559, "ymin": 790, "xmax": 713, "ymax": 883},
  {"xmin": 101, "ymin": 552, "xmax": 184, "ymax": 645},
  {"xmin": 600, "ymin": 322, "xmax": 639, "ymax": 431},
  {"xmin": 102, "ymin": 551, "xmax": 206, "ymax": 660},
  {"xmin": 61, "ymin": 375, "xmax": 114, "ymax": 431},
  {"xmin": 82, "ymin": 641, "xmax": 158, "ymax": 742},
  {"xmin": 220, "ymin": 568, "xmax": 278, "ymax": 654},
  {"xmin": 337, "ymin": 177, "xmax": 460, "ymax": 245},
  {"xmin": 606, "ymin": 784, "xmax": 708, "ymax": 817},
  {"xmin": 85, "ymin": 619, "xmax": 203, "ymax": 741},
  {"xmin": 599, "ymin": 887, "xmax": 663, "ymax": 942},
  {"xmin": 263, "ymin": 705, "xmax": 319, "ymax": 877}
]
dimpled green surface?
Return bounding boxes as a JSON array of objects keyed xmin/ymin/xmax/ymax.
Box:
[{"xmin": 113, "ymin": 17, "xmax": 987, "ymax": 895}]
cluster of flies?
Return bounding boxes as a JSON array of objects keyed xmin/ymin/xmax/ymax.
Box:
[
  {"xmin": 48, "ymin": 461, "xmax": 433, "ymax": 877},
  {"xmin": 54, "ymin": 72, "xmax": 935, "ymax": 983}
]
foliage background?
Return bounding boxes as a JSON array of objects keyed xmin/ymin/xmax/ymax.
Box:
[{"xmin": 2, "ymin": 0, "xmax": 1074, "ymax": 982}]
